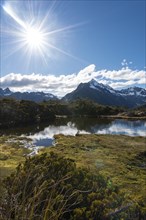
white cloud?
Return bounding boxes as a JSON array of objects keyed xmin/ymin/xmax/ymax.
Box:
[{"xmin": 1, "ymin": 64, "xmax": 145, "ymax": 97}]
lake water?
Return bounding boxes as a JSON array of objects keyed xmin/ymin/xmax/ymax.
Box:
[{"xmin": 1, "ymin": 118, "xmax": 146, "ymax": 147}]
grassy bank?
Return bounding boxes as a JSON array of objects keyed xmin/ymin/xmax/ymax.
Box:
[
  {"xmin": 41, "ymin": 134, "xmax": 146, "ymax": 207},
  {"xmin": 0, "ymin": 135, "xmax": 31, "ymax": 178}
]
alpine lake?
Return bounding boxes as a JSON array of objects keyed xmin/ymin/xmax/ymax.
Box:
[{"xmin": 1, "ymin": 118, "xmax": 146, "ymax": 147}]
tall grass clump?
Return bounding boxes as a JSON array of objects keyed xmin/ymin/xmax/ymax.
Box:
[{"xmin": 1, "ymin": 152, "xmax": 142, "ymax": 220}]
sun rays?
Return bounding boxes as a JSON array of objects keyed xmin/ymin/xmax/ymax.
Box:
[{"xmin": 2, "ymin": 1, "xmax": 84, "ymax": 64}]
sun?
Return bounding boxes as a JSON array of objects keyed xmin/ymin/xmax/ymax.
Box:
[
  {"xmin": 2, "ymin": 2, "xmax": 84, "ymax": 63},
  {"xmin": 24, "ymin": 27, "xmax": 45, "ymax": 49}
]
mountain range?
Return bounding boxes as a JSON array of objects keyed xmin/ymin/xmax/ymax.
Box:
[
  {"xmin": 0, "ymin": 79, "xmax": 146, "ymax": 108},
  {"xmin": 62, "ymin": 79, "xmax": 146, "ymax": 108},
  {"xmin": 0, "ymin": 88, "xmax": 58, "ymax": 102}
]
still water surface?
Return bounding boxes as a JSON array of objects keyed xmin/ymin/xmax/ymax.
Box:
[{"xmin": 1, "ymin": 118, "xmax": 146, "ymax": 147}]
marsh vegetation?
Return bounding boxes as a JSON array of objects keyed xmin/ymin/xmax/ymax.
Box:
[{"xmin": 0, "ymin": 134, "xmax": 146, "ymax": 219}]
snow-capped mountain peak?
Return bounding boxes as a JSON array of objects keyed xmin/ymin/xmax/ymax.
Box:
[
  {"xmin": 0, "ymin": 88, "xmax": 13, "ymax": 96},
  {"xmin": 89, "ymin": 79, "xmax": 116, "ymax": 94},
  {"xmin": 89, "ymin": 79, "xmax": 100, "ymax": 90},
  {"xmin": 89, "ymin": 79, "xmax": 146, "ymax": 97},
  {"xmin": 120, "ymin": 87, "xmax": 146, "ymax": 97},
  {"xmin": 63, "ymin": 79, "xmax": 146, "ymax": 108},
  {"xmin": 3, "ymin": 88, "xmax": 13, "ymax": 96}
]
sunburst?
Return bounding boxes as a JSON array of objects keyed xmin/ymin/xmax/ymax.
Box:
[
  {"xmin": 2, "ymin": 1, "xmax": 84, "ymax": 64},
  {"xmin": 24, "ymin": 27, "xmax": 44, "ymax": 49}
]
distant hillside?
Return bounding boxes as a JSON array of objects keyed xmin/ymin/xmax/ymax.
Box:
[
  {"xmin": 0, "ymin": 88, "xmax": 58, "ymax": 102},
  {"xmin": 62, "ymin": 79, "xmax": 146, "ymax": 108},
  {"xmin": 0, "ymin": 99, "xmax": 56, "ymax": 128}
]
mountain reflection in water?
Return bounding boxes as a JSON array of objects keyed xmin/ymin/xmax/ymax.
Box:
[{"xmin": 1, "ymin": 118, "xmax": 146, "ymax": 147}]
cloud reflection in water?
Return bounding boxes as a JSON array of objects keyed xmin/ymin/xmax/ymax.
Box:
[{"xmin": 26, "ymin": 120, "xmax": 146, "ymax": 147}]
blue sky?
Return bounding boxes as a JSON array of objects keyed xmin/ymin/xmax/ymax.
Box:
[{"xmin": 0, "ymin": 0, "xmax": 145, "ymax": 96}]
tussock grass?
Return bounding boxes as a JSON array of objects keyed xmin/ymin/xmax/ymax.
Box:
[{"xmin": 41, "ymin": 134, "xmax": 146, "ymax": 207}]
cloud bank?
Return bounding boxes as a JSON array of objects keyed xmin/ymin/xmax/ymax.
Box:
[{"xmin": 1, "ymin": 64, "xmax": 145, "ymax": 97}]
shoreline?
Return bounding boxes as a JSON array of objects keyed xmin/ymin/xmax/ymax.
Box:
[
  {"xmin": 100, "ymin": 115, "xmax": 146, "ymax": 120},
  {"xmin": 56, "ymin": 114, "xmax": 146, "ymax": 120}
]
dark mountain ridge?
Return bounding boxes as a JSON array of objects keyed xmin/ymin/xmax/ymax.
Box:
[{"xmin": 62, "ymin": 79, "xmax": 146, "ymax": 108}]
